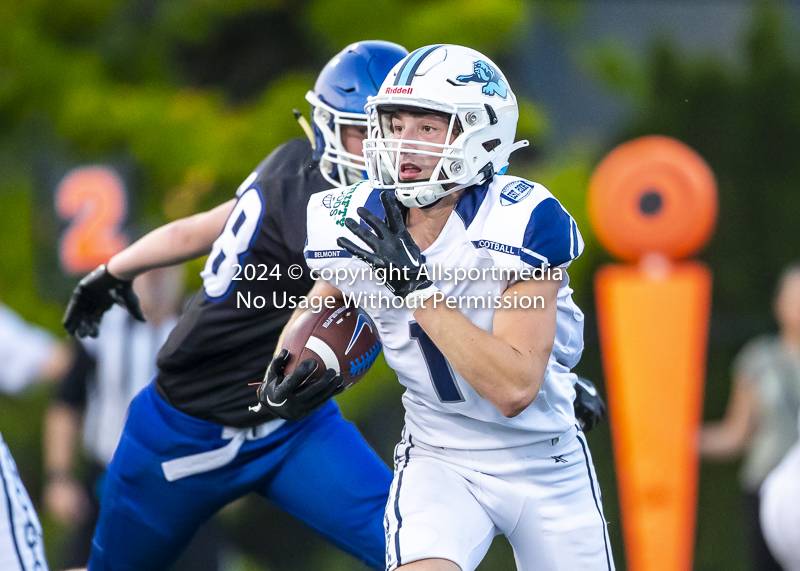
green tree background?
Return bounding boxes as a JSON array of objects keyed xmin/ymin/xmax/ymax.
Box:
[{"xmin": 0, "ymin": 0, "xmax": 796, "ymax": 569}]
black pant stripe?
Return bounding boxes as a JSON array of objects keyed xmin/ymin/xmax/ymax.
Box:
[
  {"xmin": 392, "ymin": 435, "xmax": 414, "ymax": 568},
  {"xmin": 576, "ymin": 431, "xmax": 612, "ymax": 571},
  {"xmin": 0, "ymin": 452, "xmax": 25, "ymax": 571}
]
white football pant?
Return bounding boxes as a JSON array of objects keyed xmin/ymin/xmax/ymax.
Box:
[{"xmin": 385, "ymin": 425, "xmax": 614, "ymax": 571}]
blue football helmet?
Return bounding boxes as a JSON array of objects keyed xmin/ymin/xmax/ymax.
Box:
[{"xmin": 306, "ymin": 40, "xmax": 408, "ymax": 187}]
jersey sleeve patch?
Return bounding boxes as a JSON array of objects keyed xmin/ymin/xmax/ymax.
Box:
[
  {"xmin": 499, "ymin": 180, "xmax": 534, "ymax": 206},
  {"xmin": 521, "ymin": 197, "xmax": 583, "ymax": 268},
  {"xmin": 305, "ymin": 181, "xmax": 373, "ymax": 269},
  {"xmin": 322, "ymin": 180, "xmax": 369, "ymax": 228}
]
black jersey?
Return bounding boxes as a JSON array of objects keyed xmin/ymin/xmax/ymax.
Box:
[{"xmin": 155, "ymin": 138, "xmax": 330, "ymax": 427}]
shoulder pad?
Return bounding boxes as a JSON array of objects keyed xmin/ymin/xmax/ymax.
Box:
[
  {"xmin": 462, "ymin": 175, "xmax": 584, "ymax": 270},
  {"xmin": 235, "ymin": 139, "xmax": 314, "ymax": 198},
  {"xmin": 254, "ymin": 139, "xmax": 313, "ymax": 178}
]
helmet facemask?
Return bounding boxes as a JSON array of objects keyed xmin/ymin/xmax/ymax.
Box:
[
  {"xmin": 306, "ymin": 91, "xmax": 369, "ymax": 187},
  {"xmin": 364, "ymin": 102, "xmax": 508, "ymax": 207},
  {"xmin": 365, "ymin": 105, "xmax": 462, "ymax": 207}
]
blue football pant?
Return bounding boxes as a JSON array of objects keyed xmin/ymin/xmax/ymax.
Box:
[{"xmin": 88, "ymin": 384, "xmax": 392, "ymax": 571}]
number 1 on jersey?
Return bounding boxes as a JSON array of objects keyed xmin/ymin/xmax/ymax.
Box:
[{"xmin": 409, "ymin": 322, "xmax": 464, "ymax": 403}]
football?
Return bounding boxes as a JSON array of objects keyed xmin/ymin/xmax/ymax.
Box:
[{"xmin": 282, "ymin": 301, "xmax": 382, "ymax": 389}]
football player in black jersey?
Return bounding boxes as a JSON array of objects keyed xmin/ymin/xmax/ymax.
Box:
[{"xmin": 62, "ymin": 41, "xmax": 408, "ymax": 571}]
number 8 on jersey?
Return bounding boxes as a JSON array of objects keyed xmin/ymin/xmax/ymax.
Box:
[{"xmin": 202, "ymin": 184, "xmax": 264, "ymax": 300}]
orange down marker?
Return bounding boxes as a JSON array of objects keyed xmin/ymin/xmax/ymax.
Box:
[{"xmin": 589, "ymin": 136, "xmax": 718, "ymax": 571}]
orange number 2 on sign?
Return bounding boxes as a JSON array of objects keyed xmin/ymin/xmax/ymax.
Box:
[{"xmin": 56, "ymin": 166, "xmax": 128, "ymax": 275}]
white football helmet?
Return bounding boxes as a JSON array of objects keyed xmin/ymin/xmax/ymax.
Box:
[{"xmin": 364, "ymin": 44, "xmax": 529, "ymax": 207}]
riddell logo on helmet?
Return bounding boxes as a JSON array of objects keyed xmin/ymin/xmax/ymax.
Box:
[{"xmin": 385, "ymin": 86, "xmax": 414, "ymax": 95}]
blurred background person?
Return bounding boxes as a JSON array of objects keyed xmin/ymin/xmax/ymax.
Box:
[
  {"xmin": 760, "ymin": 410, "xmax": 800, "ymax": 571},
  {"xmin": 0, "ymin": 300, "xmax": 71, "ymax": 571},
  {"xmin": 0, "ymin": 302, "xmax": 72, "ymax": 396},
  {"xmin": 42, "ymin": 266, "xmax": 224, "ymax": 571},
  {"xmin": 700, "ymin": 263, "xmax": 800, "ymax": 571}
]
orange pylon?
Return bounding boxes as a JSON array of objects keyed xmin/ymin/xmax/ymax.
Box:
[{"xmin": 589, "ymin": 136, "xmax": 717, "ymax": 571}]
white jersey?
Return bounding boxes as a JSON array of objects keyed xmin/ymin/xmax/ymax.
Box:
[
  {"xmin": 306, "ymin": 176, "xmax": 585, "ymax": 449},
  {"xmin": 80, "ymin": 306, "xmax": 177, "ymax": 465}
]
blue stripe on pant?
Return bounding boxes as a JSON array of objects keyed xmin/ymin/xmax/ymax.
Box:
[{"xmin": 88, "ymin": 383, "xmax": 392, "ymax": 571}]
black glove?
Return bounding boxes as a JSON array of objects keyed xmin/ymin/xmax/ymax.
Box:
[
  {"xmin": 257, "ymin": 349, "xmax": 343, "ymax": 422},
  {"xmin": 574, "ymin": 377, "xmax": 607, "ymax": 433},
  {"xmin": 337, "ymin": 190, "xmax": 434, "ymax": 300},
  {"xmin": 63, "ymin": 265, "xmax": 145, "ymax": 338}
]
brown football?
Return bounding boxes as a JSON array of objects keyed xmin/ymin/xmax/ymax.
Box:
[{"xmin": 282, "ymin": 301, "xmax": 382, "ymax": 389}]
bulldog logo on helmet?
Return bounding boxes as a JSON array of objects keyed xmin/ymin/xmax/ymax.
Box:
[{"xmin": 455, "ymin": 60, "xmax": 508, "ymax": 99}]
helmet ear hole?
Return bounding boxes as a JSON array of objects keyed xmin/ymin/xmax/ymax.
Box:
[
  {"xmin": 482, "ymin": 139, "xmax": 501, "ymax": 152},
  {"xmin": 314, "ymin": 106, "xmax": 333, "ymax": 126}
]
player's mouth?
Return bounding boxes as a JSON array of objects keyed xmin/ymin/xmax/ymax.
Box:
[{"xmin": 399, "ymin": 162, "xmax": 422, "ymax": 181}]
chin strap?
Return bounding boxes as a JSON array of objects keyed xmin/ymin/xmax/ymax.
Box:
[{"xmin": 397, "ymin": 184, "xmax": 444, "ymax": 208}]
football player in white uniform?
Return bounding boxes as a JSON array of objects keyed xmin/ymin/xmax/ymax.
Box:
[
  {"xmin": 292, "ymin": 44, "xmax": 613, "ymax": 571},
  {"xmin": 0, "ymin": 303, "xmax": 71, "ymax": 571}
]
